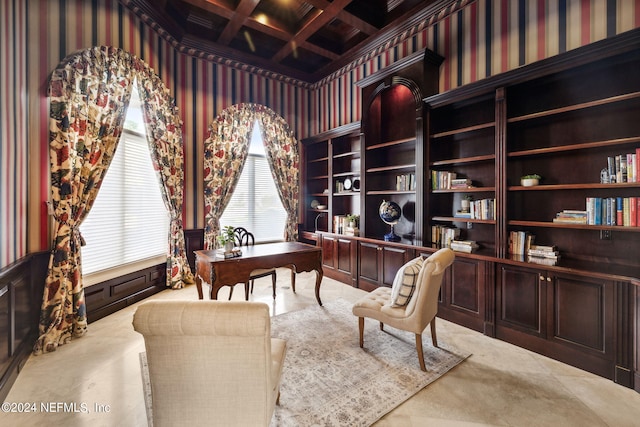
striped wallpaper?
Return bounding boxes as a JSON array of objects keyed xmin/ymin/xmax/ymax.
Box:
[{"xmin": 1, "ymin": 0, "xmax": 639, "ymax": 269}]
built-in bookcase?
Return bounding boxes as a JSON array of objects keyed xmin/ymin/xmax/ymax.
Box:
[
  {"xmin": 301, "ymin": 123, "xmax": 361, "ymax": 238},
  {"xmin": 504, "ymin": 45, "xmax": 640, "ymax": 269},
  {"xmin": 426, "ymin": 92, "xmax": 498, "ymax": 256}
]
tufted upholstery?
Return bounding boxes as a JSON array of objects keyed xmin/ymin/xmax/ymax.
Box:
[
  {"xmin": 133, "ymin": 300, "xmax": 286, "ymax": 427},
  {"xmin": 352, "ymin": 248, "xmax": 455, "ymax": 371}
]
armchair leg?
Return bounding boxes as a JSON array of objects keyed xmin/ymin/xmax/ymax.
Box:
[
  {"xmin": 271, "ymin": 272, "xmax": 277, "ymax": 299},
  {"xmin": 244, "ymin": 282, "xmax": 250, "ymax": 301},
  {"xmin": 276, "ymin": 391, "xmax": 281, "ymax": 405},
  {"xmin": 379, "ymin": 322, "xmax": 384, "ymax": 331},
  {"xmin": 358, "ymin": 317, "xmax": 364, "ymax": 348},
  {"xmin": 415, "ymin": 333, "xmax": 427, "ymax": 372},
  {"xmin": 228, "ymin": 286, "xmax": 234, "ymax": 300},
  {"xmin": 290, "ymin": 268, "xmax": 296, "ymax": 293},
  {"xmin": 430, "ymin": 317, "xmax": 438, "ymax": 347}
]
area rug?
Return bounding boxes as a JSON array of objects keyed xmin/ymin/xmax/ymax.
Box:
[{"xmin": 140, "ymin": 298, "xmax": 469, "ymax": 426}]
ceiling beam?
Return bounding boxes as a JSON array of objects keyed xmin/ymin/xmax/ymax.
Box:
[
  {"xmin": 272, "ymin": 0, "xmax": 353, "ymax": 63},
  {"xmin": 217, "ymin": 0, "xmax": 260, "ymax": 45}
]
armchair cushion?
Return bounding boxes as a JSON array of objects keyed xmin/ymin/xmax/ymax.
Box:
[{"xmin": 390, "ymin": 256, "xmax": 424, "ymax": 307}]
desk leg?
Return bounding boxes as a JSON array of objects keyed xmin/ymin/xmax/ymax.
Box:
[
  {"xmin": 195, "ymin": 275, "xmax": 203, "ymax": 300},
  {"xmin": 314, "ymin": 268, "xmax": 323, "ymax": 306}
]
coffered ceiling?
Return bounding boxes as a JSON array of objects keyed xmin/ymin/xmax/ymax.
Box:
[{"xmin": 122, "ymin": 0, "xmax": 443, "ymax": 83}]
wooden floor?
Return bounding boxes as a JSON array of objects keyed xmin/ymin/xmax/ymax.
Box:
[{"xmin": 3, "ymin": 269, "xmax": 640, "ymax": 426}]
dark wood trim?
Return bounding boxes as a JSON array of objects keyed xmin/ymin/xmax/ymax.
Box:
[
  {"xmin": 0, "ymin": 252, "xmax": 48, "ymax": 402},
  {"xmin": 85, "ymin": 263, "xmax": 167, "ymax": 322},
  {"xmin": 424, "ymin": 28, "xmax": 640, "ymax": 107}
]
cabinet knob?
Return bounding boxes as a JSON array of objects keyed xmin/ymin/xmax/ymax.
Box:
[
  {"xmin": 546, "ymin": 276, "xmax": 551, "ymax": 282},
  {"xmin": 539, "ymin": 275, "xmax": 545, "ymax": 281}
]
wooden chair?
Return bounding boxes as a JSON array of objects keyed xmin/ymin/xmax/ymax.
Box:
[
  {"xmin": 229, "ymin": 227, "xmax": 277, "ymax": 300},
  {"xmin": 352, "ymin": 248, "xmax": 455, "ymax": 371},
  {"xmin": 133, "ymin": 300, "xmax": 286, "ymax": 426}
]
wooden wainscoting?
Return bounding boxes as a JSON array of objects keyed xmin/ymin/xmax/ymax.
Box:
[{"xmin": 0, "ymin": 252, "xmax": 48, "ymax": 402}]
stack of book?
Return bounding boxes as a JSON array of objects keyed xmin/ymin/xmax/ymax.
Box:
[
  {"xmin": 508, "ymin": 231, "xmax": 535, "ymax": 255},
  {"xmin": 450, "ymin": 178, "xmax": 472, "ymax": 189},
  {"xmin": 553, "ymin": 210, "xmax": 588, "ymax": 224},
  {"xmin": 527, "ymin": 244, "xmax": 560, "ymax": 265},
  {"xmin": 450, "ymin": 240, "xmax": 479, "ymax": 253},
  {"xmin": 217, "ymin": 248, "xmax": 243, "ymax": 259}
]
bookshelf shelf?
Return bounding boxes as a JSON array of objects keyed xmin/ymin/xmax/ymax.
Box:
[
  {"xmin": 508, "ymin": 136, "xmax": 640, "ymax": 157},
  {"xmin": 508, "ymin": 182, "xmax": 640, "ymax": 190},
  {"xmin": 366, "ymin": 137, "xmax": 415, "ymax": 151},
  {"xmin": 507, "ymin": 91, "xmax": 640, "ymax": 124},
  {"xmin": 366, "ymin": 163, "xmax": 416, "ymax": 173},
  {"xmin": 430, "ymin": 154, "xmax": 495, "ymax": 166},
  {"xmin": 366, "ymin": 190, "xmax": 415, "ymax": 195},
  {"xmin": 432, "ymin": 216, "xmax": 496, "ymax": 225},
  {"xmin": 432, "ymin": 186, "xmax": 496, "ymax": 193},
  {"xmin": 508, "ymin": 220, "xmax": 640, "ymax": 232},
  {"xmin": 431, "ymin": 122, "xmax": 495, "ymax": 139}
]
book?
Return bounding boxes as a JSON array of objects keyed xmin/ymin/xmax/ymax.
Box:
[
  {"xmin": 617, "ymin": 197, "xmax": 623, "ymax": 225},
  {"xmin": 216, "ymin": 248, "xmax": 243, "ymax": 259},
  {"xmin": 450, "ymin": 240, "xmax": 479, "ymax": 253},
  {"xmin": 529, "ymin": 244, "xmax": 557, "ymax": 252},
  {"xmin": 631, "ymin": 197, "xmax": 637, "ymax": 227},
  {"xmin": 607, "ymin": 156, "xmax": 616, "ymax": 183}
]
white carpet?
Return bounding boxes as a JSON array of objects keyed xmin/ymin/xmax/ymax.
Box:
[{"xmin": 141, "ymin": 298, "xmax": 469, "ymax": 426}]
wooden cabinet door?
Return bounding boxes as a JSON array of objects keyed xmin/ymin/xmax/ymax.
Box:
[
  {"xmin": 437, "ymin": 256, "xmax": 490, "ymax": 333},
  {"xmin": 358, "ymin": 241, "xmax": 413, "ymax": 291},
  {"xmin": 320, "ymin": 235, "xmax": 336, "ymax": 269},
  {"xmin": 357, "ymin": 241, "xmax": 381, "ymax": 291},
  {"xmin": 496, "ymin": 264, "xmax": 547, "ymax": 339},
  {"xmin": 336, "ymin": 238, "xmax": 355, "ymax": 276},
  {"xmin": 546, "ymin": 272, "xmax": 614, "ymax": 358},
  {"xmin": 320, "ymin": 234, "xmax": 356, "ymax": 285},
  {"xmin": 380, "ymin": 245, "xmax": 413, "ymax": 287}
]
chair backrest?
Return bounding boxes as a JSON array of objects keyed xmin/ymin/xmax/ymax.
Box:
[
  {"xmin": 234, "ymin": 227, "xmax": 255, "ymax": 246},
  {"xmin": 133, "ymin": 300, "xmax": 275, "ymax": 426},
  {"xmin": 403, "ymin": 248, "xmax": 455, "ymax": 331}
]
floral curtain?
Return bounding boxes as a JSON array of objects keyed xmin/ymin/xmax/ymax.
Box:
[
  {"xmin": 134, "ymin": 62, "xmax": 193, "ymax": 289},
  {"xmin": 203, "ymin": 105, "xmax": 254, "ymax": 249},
  {"xmin": 255, "ymin": 106, "xmax": 300, "ymax": 241},
  {"xmin": 203, "ymin": 103, "xmax": 300, "ymax": 246},
  {"xmin": 35, "ymin": 46, "xmax": 135, "ymax": 354}
]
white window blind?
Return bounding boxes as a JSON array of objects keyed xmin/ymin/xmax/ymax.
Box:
[
  {"xmin": 220, "ymin": 121, "xmax": 286, "ymax": 242},
  {"xmin": 79, "ymin": 84, "xmax": 169, "ymax": 276}
]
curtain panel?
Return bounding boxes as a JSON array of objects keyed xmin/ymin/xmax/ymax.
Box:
[
  {"xmin": 36, "ymin": 46, "xmax": 191, "ymax": 354},
  {"xmin": 135, "ymin": 62, "xmax": 193, "ymax": 289},
  {"xmin": 203, "ymin": 103, "xmax": 300, "ymax": 248}
]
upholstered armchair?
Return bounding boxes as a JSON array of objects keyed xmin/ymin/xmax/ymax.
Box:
[
  {"xmin": 352, "ymin": 248, "xmax": 455, "ymax": 371},
  {"xmin": 132, "ymin": 300, "xmax": 286, "ymax": 427}
]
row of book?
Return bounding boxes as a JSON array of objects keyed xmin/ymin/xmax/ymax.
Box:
[
  {"xmin": 604, "ymin": 149, "xmax": 639, "ymax": 183},
  {"xmin": 508, "ymin": 231, "xmax": 560, "ymax": 264},
  {"xmin": 586, "ymin": 197, "xmax": 639, "ymax": 227},
  {"xmin": 431, "ymin": 225, "xmax": 460, "ymax": 248},
  {"xmin": 431, "ymin": 225, "xmax": 481, "ymax": 253},
  {"xmin": 431, "ymin": 171, "xmax": 473, "ymax": 190},
  {"xmin": 454, "ymin": 198, "xmax": 496, "ymax": 220},
  {"xmin": 395, "ymin": 173, "xmax": 416, "ymax": 191}
]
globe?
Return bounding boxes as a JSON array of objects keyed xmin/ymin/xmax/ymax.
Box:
[{"xmin": 378, "ymin": 200, "xmax": 402, "ymax": 241}]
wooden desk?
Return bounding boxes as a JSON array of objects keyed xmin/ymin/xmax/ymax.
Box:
[{"xmin": 194, "ymin": 242, "xmax": 324, "ymax": 305}]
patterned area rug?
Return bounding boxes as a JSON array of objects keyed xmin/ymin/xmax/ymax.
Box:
[{"xmin": 140, "ymin": 298, "xmax": 469, "ymax": 426}]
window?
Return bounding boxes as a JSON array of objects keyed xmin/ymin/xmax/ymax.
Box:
[
  {"xmin": 79, "ymin": 83, "xmax": 169, "ymax": 278},
  {"xmin": 220, "ymin": 120, "xmax": 286, "ymax": 242}
]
